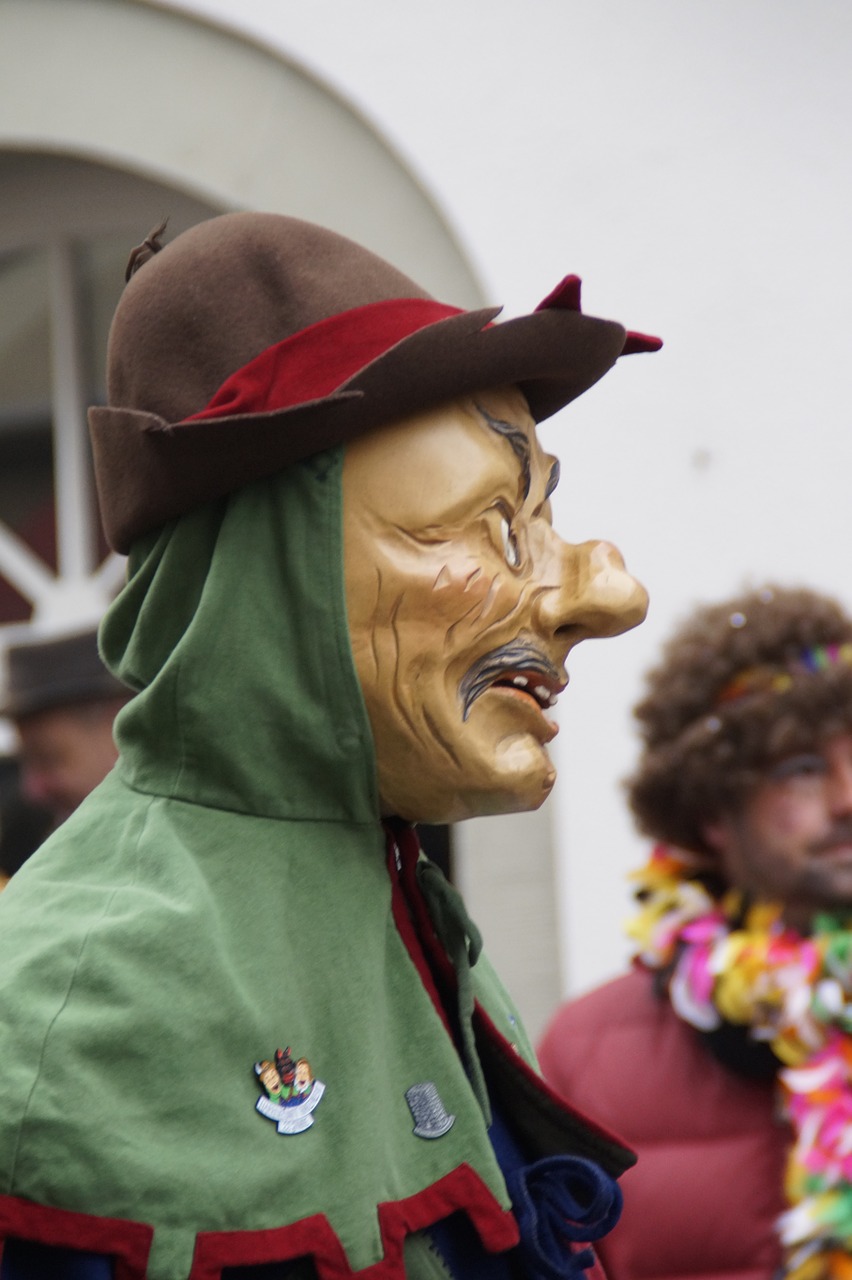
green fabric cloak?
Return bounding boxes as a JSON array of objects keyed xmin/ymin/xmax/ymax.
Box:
[{"xmin": 0, "ymin": 450, "xmax": 629, "ymax": 1279}]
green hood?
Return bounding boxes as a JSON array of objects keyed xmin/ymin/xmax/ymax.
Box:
[{"xmin": 102, "ymin": 448, "xmax": 377, "ymax": 824}]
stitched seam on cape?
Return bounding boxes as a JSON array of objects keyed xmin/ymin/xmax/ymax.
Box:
[{"xmin": 6, "ymin": 795, "xmax": 153, "ymax": 1193}]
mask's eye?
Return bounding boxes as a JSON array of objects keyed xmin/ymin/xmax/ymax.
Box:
[{"xmin": 501, "ymin": 516, "xmax": 520, "ymax": 568}]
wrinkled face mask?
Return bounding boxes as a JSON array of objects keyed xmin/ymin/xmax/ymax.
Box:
[{"xmin": 342, "ymin": 386, "xmax": 648, "ymax": 823}]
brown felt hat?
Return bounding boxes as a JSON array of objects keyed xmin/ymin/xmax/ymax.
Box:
[
  {"xmin": 1, "ymin": 629, "xmax": 127, "ymax": 720},
  {"xmin": 89, "ymin": 212, "xmax": 660, "ymax": 554}
]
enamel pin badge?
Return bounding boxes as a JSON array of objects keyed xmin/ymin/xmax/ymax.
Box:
[{"xmin": 254, "ymin": 1046, "xmax": 325, "ymax": 1135}]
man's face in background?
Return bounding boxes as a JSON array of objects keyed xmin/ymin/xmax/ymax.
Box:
[
  {"xmin": 703, "ymin": 732, "xmax": 852, "ymax": 931},
  {"xmin": 15, "ymin": 696, "xmax": 125, "ymax": 825}
]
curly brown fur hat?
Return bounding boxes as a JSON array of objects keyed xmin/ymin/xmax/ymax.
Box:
[{"xmin": 627, "ymin": 585, "xmax": 852, "ymax": 857}]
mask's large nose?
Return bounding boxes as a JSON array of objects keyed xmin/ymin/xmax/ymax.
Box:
[{"xmin": 536, "ymin": 538, "xmax": 648, "ymax": 644}]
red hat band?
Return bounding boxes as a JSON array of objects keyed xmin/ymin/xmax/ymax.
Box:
[{"xmin": 185, "ymin": 298, "xmax": 464, "ymax": 423}]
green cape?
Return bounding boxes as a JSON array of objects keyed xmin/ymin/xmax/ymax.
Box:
[{"xmin": 0, "ymin": 451, "xmax": 629, "ymax": 1279}]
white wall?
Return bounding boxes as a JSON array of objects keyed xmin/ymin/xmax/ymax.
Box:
[{"xmin": 161, "ymin": 0, "xmax": 852, "ymax": 997}]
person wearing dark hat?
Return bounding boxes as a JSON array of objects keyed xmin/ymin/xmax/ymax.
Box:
[
  {"xmin": 1, "ymin": 629, "xmax": 129, "ymax": 841},
  {"xmin": 0, "ymin": 212, "xmax": 659, "ymax": 1280},
  {"xmin": 538, "ymin": 585, "xmax": 852, "ymax": 1280},
  {"xmin": 0, "ymin": 777, "xmax": 50, "ymax": 887}
]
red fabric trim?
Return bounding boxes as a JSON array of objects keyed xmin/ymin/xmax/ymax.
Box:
[
  {"xmin": 384, "ymin": 827, "xmax": 454, "ymax": 1038},
  {"xmin": 535, "ymin": 275, "xmax": 582, "ymax": 313},
  {"xmin": 392, "ymin": 824, "xmax": 458, "ymax": 993},
  {"xmin": 622, "ymin": 330, "xmax": 663, "ymax": 354},
  {"xmin": 393, "ymin": 821, "xmax": 634, "ymax": 1164},
  {"xmin": 533, "ymin": 275, "xmax": 662, "ymax": 355},
  {"xmin": 0, "ymin": 1175, "xmax": 518, "ymax": 1280},
  {"xmin": 0, "ymin": 1194, "xmax": 153, "ymax": 1280},
  {"xmin": 183, "ymin": 299, "xmax": 464, "ymax": 423},
  {"xmin": 0, "ymin": 1176, "xmax": 516, "ymax": 1280},
  {"xmin": 188, "ymin": 1164, "xmax": 518, "ymax": 1280}
]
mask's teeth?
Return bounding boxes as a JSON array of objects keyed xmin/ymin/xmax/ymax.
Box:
[{"xmin": 512, "ymin": 675, "xmax": 529, "ymax": 688}]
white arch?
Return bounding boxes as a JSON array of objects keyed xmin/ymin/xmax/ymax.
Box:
[{"xmin": 0, "ymin": 0, "xmax": 485, "ymax": 308}]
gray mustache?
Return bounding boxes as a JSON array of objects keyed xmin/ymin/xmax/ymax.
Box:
[{"xmin": 460, "ymin": 642, "xmax": 560, "ymax": 720}]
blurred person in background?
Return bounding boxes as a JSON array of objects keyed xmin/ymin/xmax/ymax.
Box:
[
  {"xmin": 0, "ymin": 756, "xmax": 51, "ymax": 887},
  {"xmin": 0, "ymin": 628, "xmax": 128, "ymax": 878},
  {"xmin": 539, "ymin": 585, "xmax": 852, "ymax": 1280}
]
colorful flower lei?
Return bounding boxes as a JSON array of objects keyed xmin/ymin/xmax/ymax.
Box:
[{"xmin": 628, "ymin": 846, "xmax": 852, "ymax": 1280}]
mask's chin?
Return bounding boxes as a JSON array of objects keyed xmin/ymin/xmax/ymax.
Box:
[
  {"xmin": 377, "ymin": 731, "xmax": 557, "ymax": 825},
  {"xmin": 493, "ymin": 731, "xmax": 557, "ymax": 806}
]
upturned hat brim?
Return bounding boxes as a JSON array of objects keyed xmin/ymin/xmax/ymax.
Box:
[
  {"xmin": 90, "ymin": 305, "xmax": 646, "ymax": 554},
  {"xmin": 88, "ymin": 213, "xmax": 660, "ymax": 554}
]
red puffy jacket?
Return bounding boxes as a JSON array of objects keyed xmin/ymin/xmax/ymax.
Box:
[{"xmin": 537, "ymin": 968, "xmax": 789, "ymax": 1280}]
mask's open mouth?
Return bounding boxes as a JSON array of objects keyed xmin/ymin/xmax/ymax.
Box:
[
  {"xmin": 460, "ymin": 642, "xmax": 565, "ymax": 720},
  {"xmin": 489, "ymin": 670, "xmax": 560, "ymax": 709}
]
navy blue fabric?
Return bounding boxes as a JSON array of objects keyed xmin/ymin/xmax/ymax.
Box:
[
  {"xmin": 426, "ymin": 1209, "xmax": 516, "ymax": 1280},
  {"xmin": 423, "ymin": 1100, "xmax": 623, "ymax": 1279},
  {"xmin": 421, "ymin": 1097, "xmax": 524, "ymax": 1278},
  {"xmin": 491, "ymin": 1100, "xmax": 622, "ymax": 1280},
  {"xmin": 505, "ymin": 1155, "xmax": 623, "ymax": 1280},
  {"xmin": 1, "ymin": 1240, "xmax": 114, "ymax": 1279}
]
